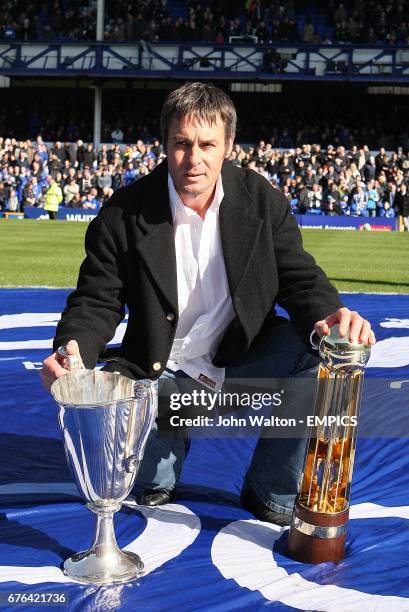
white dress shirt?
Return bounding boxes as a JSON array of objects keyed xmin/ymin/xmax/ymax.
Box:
[{"xmin": 166, "ymin": 174, "xmax": 235, "ymax": 390}]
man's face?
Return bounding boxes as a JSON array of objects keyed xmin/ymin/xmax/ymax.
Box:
[{"xmin": 166, "ymin": 114, "xmax": 233, "ymax": 203}]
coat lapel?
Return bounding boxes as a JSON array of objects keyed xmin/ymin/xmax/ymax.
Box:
[
  {"xmin": 220, "ymin": 161, "xmax": 264, "ymax": 296},
  {"xmin": 134, "ymin": 162, "xmax": 179, "ymax": 313},
  {"xmin": 134, "ymin": 159, "xmax": 263, "ymax": 309}
]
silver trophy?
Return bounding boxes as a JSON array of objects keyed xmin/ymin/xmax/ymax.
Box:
[{"xmin": 51, "ymin": 369, "xmax": 157, "ymax": 584}]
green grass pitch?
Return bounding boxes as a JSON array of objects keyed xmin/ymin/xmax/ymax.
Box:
[{"xmin": 0, "ymin": 219, "xmax": 408, "ymax": 293}]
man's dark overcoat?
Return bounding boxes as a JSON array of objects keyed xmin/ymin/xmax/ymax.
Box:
[{"xmin": 53, "ymin": 160, "xmax": 343, "ymax": 379}]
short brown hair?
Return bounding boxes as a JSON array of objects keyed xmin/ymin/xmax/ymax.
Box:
[{"xmin": 160, "ymin": 82, "xmax": 237, "ymax": 152}]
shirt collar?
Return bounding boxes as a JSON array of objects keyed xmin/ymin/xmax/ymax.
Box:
[{"xmin": 168, "ymin": 172, "xmax": 224, "ymax": 222}]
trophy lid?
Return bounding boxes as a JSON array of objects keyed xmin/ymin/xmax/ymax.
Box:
[{"xmin": 319, "ymin": 324, "xmax": 371, "ymax": 372}]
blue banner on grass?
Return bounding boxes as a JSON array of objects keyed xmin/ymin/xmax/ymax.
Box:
[
  {"xmin": 295, "ymin": 214, "xmax": 397, "ymax": 231},
  {"xmin": 0, "ymin": 290, "xmax": 409, "ymax": 610},
  {"xmin": 24, "ymin": 206, "xmax": 98, "ymax": 222}
]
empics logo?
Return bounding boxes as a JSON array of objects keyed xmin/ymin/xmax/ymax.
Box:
[{"xmin": 307, "ymin": 416, "xmax": 358, "ymax": 427}]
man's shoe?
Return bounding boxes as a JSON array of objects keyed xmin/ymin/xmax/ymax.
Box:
[
  {"xmin": 138, "ymin": 488, "xmax": 176, "ymax": 507},
  {"xmin": 241, "ymin": 486, "xmax": 292, "ymax": 527}
]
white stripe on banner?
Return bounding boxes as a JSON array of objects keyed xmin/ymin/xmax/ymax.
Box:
[
  {"xmin": 350, "ymin": 502, "xmax": 409, "ymax": 520},
  {"xmin": 211, "ymin": 504, "xmax": 409, "ymax": 611},
  {"xmin": 2, "ymin": 312, "xmax": 409, "ymax": 369},
  {"xmin": 0, "ymin": 566, "xmax": 77, "ymax": 585},
  {"xmin": 0, "ymin": 340, "xmax": 53, "ymax": 350},
  {"xmin": 0, "ymin": 314, "xmax": 127, "ymax": 351},
  {"xmin": 0, "ymin": 497, "xmax": 200, "ymax": 585},
  {"xmin": 368, "ymin": 337, "xmax": 409, "ymax": 368}
]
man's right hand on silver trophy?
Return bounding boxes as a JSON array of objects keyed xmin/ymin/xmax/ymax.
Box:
[{"xmin": 40, "ymin": 339, "xmax": 84, "ymax": 392}]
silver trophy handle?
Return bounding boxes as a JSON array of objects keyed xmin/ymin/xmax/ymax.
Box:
[{"xmin": 134, "ymin": 380, "xmax": 158, "ymax": 461}]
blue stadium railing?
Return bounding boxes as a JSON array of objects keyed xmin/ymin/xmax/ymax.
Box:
[{"xmin": 1, "ymin": 41, "xmax": 409, "ymax": 82}]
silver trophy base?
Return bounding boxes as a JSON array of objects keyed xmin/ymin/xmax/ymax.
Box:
[{"xmin": 63, "ymin": 547, "xmax": 144, "ymax": 585}]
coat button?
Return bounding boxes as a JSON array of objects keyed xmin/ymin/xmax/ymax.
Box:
[
  {"xmin": 166, "ymin": 313, "xmax": 175, "ymax": 322},
  {"xmin": 152, "ymin": 361, "xmax": 162, "ymax": 372}
]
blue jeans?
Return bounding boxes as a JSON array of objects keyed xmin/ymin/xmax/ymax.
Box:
[{"xmin": 136, "ymin": 319, "xmax": 320, "ymax": 515}]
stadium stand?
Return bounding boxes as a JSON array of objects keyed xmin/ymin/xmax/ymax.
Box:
[
  {"xmin": 1, "ymin": 84, "xmax": 408, "ymax": 151},
  {"xmin": 1, "ymin": 0, "xmax": 409, "ymax": 45}
]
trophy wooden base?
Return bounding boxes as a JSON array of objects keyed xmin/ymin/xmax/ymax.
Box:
[{"xmin": 285, "ymin": 501, "xmax": 349, "ymax": 564}]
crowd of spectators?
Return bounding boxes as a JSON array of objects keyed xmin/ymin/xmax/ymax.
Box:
[
  {"xmin": 1, "ymin": 135, "xmax": 408, "ymax": 222},
  {"xmin": 1, "ymin": 0, "xmax": 409, "ymax": 46},
  {"xmin": 230, "ymin": 142, "xmax": 407, "ymax": 219},
  {"xmin": 1, "ymin": 89, "xmax": 408, "ymax": 152},
  {"xmin": 0, "ymin": 136, "xmax": 165, "ymax": 213}
]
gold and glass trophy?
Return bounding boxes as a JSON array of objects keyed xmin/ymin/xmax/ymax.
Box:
[{"xmin": 286, "ymin": 324, "xmax": 371, "ymax": 564}]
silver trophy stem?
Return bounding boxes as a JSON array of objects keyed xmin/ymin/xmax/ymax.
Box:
[{"xmin": 63, "ymin": 503, "xmax": 143, "ymax": 584}]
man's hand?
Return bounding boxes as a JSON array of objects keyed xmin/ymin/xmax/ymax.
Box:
[
  {"xmin": 314, "ymin": 307, "xmax": 376, "ymax": 345},
  {"xmin": 40, "ymin": 339, "xmax": 84, "ymax": 392}
]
